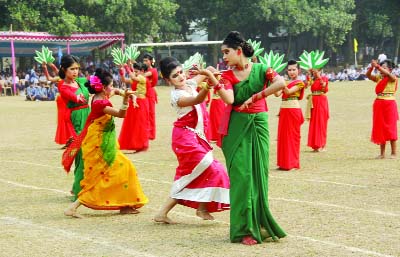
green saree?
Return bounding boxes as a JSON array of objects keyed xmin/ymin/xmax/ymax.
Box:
[
  {"xmin": 63, "ymin": 77, "xmax": 90, "ymax": 199},
  {"xmin": 221, "ymin": 63, "xmax": 286, "ymax": 243}
]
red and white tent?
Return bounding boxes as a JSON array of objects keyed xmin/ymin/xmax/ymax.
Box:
[{"xmin": 0, "ymin": 31, "xmax": 125, "ymax": 91}]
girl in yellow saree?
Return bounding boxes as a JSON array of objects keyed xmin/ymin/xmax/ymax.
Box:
[{"xmin": 64, "ymin": 68, "xmax": 148, "ymax": 218}]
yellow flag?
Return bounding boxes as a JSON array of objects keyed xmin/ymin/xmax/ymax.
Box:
[{"xmin": 354, "ymin": 38, "xmax": 358, "ymax": 53}]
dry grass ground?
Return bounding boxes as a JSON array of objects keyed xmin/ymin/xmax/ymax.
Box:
[{"xmin": 0, "ymin": 80, "xmax": 399, "ymax": 257}]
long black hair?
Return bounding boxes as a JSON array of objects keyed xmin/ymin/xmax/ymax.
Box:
[
  {"xmin": 58, "ymin": 55, "xmax": 80, "ymax": 79},
  {"xmin": 222, "ymin": 31, "xmax": 254, "ymax": 58}
]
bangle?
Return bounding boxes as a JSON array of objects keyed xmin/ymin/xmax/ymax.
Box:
[
  {"xmin": 120, "ymin": 103, "xmax": 128, "ymax": 110},
  {"xmin": 214, "ymin": 83, "xmax": 224, "ymax": 91},
  {"xmin": 261, "ymin": 90, "xmax": 267, "ymax": 98},
  {"xmin": 251, "ymin": 94, "xmax": 258, "ymax": 103}
]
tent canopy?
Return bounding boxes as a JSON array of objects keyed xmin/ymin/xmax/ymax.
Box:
[{"xmin": 0, "ymin": 31, "xmax": 124, "ymax": 57}]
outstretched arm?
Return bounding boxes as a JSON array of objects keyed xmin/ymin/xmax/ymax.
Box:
[{"xmin": 42, "ymin": 62, "xmax": 60, "ymax": 83}]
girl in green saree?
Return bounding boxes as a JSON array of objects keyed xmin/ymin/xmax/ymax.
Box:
[{"xmin": 216, "ymin": 31, "xmax": 287, "ymax": 245}]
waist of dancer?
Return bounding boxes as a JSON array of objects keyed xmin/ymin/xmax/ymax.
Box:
[
  {"xmin": 69, "ymin": 104, "xmax": 89, "ymax": 111},
  {"xmin": 280, "ymin": 98, "xmax": 300, "ymax": 108},
  {"xmin": 311, "ymin": 91, "xmax": 325, "ymax": 96},
  {"xmin": 376, "ymin": 93, "xmax": 395, "ymax": 100}
]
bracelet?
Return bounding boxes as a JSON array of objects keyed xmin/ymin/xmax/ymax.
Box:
[
  {"xmin": 251, "ymin": 94, "xmax": 258, "ymax": 103},
  {"xmin": 120, "ymin": 103, "xmax": 128, "ymax": 110},
  {"xmin": 261, "ymin": 90, "xmax": 267, "ymax": 98},
  {"xmin": 214, "ymin": 83, "xmax": 224, "ymax": 91}
]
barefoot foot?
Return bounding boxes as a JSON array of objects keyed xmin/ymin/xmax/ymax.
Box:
[
  {"xmin": 242, "ymin": 236, "xmax": 257, "ymax": 245},
  {"xmin": 196, "ymin": 210, "xmax": 215, "ymax": 220},
  {"xmin": 153, "ymin": 215, "xmax": 177, "ymax": 224},
  {"xmin": 64, "ymin": 208, "xmax": 84, "ymax": 218},
  {"xmin": 120, "ymin": 206, "xmax": 139, "ymax": 214},
  {"xmin": 375, "ymin": 155, "xmax": 385, "ymax": 159}
]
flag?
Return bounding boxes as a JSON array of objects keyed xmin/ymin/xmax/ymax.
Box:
[
  {"xmin": 58, "ymin": 46, "xmax": 63, "ymax": 65},
  {"xmin": 354, "ymin": 38, "xmax": 358, "ymax": 53}
]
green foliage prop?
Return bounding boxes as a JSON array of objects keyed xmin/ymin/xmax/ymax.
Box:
[
  {"xmin": 34, "ymin": 46, "xmax": 55, "ymax": 64},
  {"xmin": 125, "ymin": 45, "xmax": 140, "ymax": 61},
  {"xmin": 298, "ymin": 50, "xmax": 329, "ymax": 70},
  {"xmin": 111, "ymin": 47, "xmax": 128, "ymax": 66},
  {"xmin": 258, "ymin": 50, "xmax": 287, "ymax": 73}
]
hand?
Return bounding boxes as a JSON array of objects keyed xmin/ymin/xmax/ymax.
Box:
[
  {"xmin": 371, "ymin": 59, "xmax": 379, "ymax": 68},
  {"xmin": 130, "ymin": 94, "xmax": 139, "ymax": 108},
  {"xmin": 76, "ymin": 94, "xmax": 87, "ymax": 104},
  {"xmin": 119, "ymin": 68, "xmax": 125, "ymax": 77},
  {"xmin": 238, "ymin": 98, "xmax": 253, "ymax": 111}
]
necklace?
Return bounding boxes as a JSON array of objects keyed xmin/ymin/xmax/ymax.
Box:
[{"xmin": 236, "ymin": 63, "xmax": 249, "ymax": 71}]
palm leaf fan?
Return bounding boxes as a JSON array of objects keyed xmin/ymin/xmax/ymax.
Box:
[
  {"xmin": 247, "ymin": 39, "xmax": 264, "ymax": 60},
  {"xmin": 182, "ymin": 52, "xmax": 203, "ymax": 71},
  {"xmin": 34, "ymin": 46, "xmax": 55, "ymax": 64},
  {"xmin": 125, "ymin": 45, "xmax": 140, "ymax": 61},
  {"xmin": 111, "ymin": 47, "xmax": 128, "ymax": 66},
  {"xmin": 258, "ymin": 50, "xmax": 287, "ymax": 73},
  {"xmin": 298, "ymin": 50, "xmax": 329, "ymax": 70}
]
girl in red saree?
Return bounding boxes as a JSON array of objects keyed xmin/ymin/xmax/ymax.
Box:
[
  {"xmin": 143, "ymin": 53, "xmax": 158, "ymax": 140},
  {"xmin": 118, "ymin": 62, "xmax": 150, "ymax": 152},
  {"xmin": 64, "ymin": 68, "xmax": 148, "ymax": 218},
  {"xmin": 306, "ymin": 68, "xmax": 329, "ymax": 152},
  {"xmin": 154, "ymin": 57, "xmax": 230, "ymax": 224},
  {"xmin": 366, "ymin": 59, "xmax": 398, "ymax": 158},
  {"xmin": 217, "ymin": 31, "xmax": 287, "ymax": 245},
  {"xmin": 275, "ymin": 60, "xmax": 305, "ymax": 170},
  {"xmin": 42, "ymin": 62, "xmax": 73, "ymax": 146},
  {"xmin": 58, "ymin": 55, "xmax": 90, "ymax": 199}
]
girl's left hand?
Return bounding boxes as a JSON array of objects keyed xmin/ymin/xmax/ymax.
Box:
[{"xmin": 238, "ymin": 97, "xmax": 253, "ymax": 110}]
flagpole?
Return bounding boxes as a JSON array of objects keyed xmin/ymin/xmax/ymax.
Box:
[{"xmin": 354, "ymin": 52, "xmax": 357, "ymax": 67}]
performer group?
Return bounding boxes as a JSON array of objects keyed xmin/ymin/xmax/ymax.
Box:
[{"xmin": 34, "ymin": 29, "xmax": 397, "ymax": 246}]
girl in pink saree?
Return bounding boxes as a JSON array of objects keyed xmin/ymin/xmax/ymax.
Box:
[{"xmin": 154, "ymin": 57, "xmax": 230, "ymax": 224}]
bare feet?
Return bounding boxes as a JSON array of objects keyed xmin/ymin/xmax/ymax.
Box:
[
  {"xmin": 64, "ymin": 207, "xmax": 84, "ymax": 218},
  {"xmin": 389, "ymin": 154, "xmax": 397, "ymax": 159},
  {"xmin": 242, "ymin": 236, "xmax": 257, "ymax": 245},
  {"xmin": 375, "ymin": 155, "xmax": 385, "ymax": 159},
  {"xmin": 196, "ymin": 210, "xmax": 215, "ymax": 220},
  {"xmin": 260, "ymin": 227, "xmax": 270, "ymax": 238},
  {"xmin": 120, "ymin": 206, "xmax": 139, "ymax": 214},
  {"xmin": 153, "ymin": 215, "xmax": 177, "ymax": 224}
]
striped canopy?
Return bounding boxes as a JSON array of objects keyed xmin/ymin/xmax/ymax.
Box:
[{"xmin": 0, "ymin": 31, "xmax": 125, "ymax": 57}]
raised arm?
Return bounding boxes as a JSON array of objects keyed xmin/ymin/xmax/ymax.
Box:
[
  {"xmin": 42, "ymin": 62, "xmax": 60, "ymax": 83},
  {"xmin": 366, "ymin": 60, "xmax": 378, "ymax": 82},
  {"xmin": 103, "ymin": 90, "xmax": 134, "ymax": 118}
]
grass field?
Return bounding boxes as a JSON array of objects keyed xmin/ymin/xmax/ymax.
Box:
[{"xmin": 0, "ymin": 80, "xmax": 399, "ymax": 257}]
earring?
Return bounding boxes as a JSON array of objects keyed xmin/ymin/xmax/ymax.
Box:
[{"xmin": 237, "ymin": 49, "xmax": 242, "ymax": 55}]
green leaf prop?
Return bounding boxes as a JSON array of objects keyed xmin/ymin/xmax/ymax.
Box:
[
  {"xmin": 298, "ymin": 50, "xmax": 329, "ymax": 70},
  {"xmin": 34, "ymin": 46, "xmax": 55, "ymax": 64},
  {"xmin": 247, "ymin": 39, "xmax": 264, "ymax": 59},
  {"xmin": 111, "ymin": 47, "xmax": 128, "ymax": 66},
  {"xmin": 125, "ymin": 45, "xmax": 140, "ymax": 61},
  {"xmin": 258, "ymin": 50, "xmax": 287, "ymax": 73},
  {"xmin": 182, "ymin": 52, "xmax": 203, "ymax": 71}
]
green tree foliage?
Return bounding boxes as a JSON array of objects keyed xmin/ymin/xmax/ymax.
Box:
[{"xmin": 0, "ymin": 0, "xmax": 180, "ymax": 43}]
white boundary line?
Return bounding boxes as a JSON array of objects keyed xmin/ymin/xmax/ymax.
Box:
[
  {"xmin": 0, "ymin": 216, "xmax": 159, "ymax": 257},
  {"xmin": 0, "ymin": 179, "xmax": 396, "ymax": 257},
  {"xmin": 0, "ymin": 159, "xmax": 374, "ymax": 188},
  {"xmin": 1, "ymin": 160, "xmax": 399, "ymax": 217},
  {"xmin": 1, "ymin": 160, "xmax": 399, "ymax": 256},
  {"xmin": 270, "ymin": 197, "xmax": 399, "ymax": 217}
]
